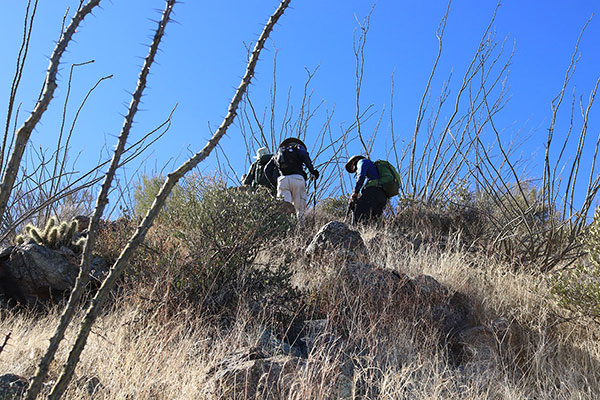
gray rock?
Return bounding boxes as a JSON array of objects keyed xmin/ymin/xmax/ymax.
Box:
[
  {"xmin": 202, "ymin": 346, "xmax": 302, "ymax": 400},
  {"xmin": 73, "ymin": 215, "xmax": 90, "ymax": 232},
  {"xmin": 202, "ymin": 345, "xmax": 355, "ymax": 400},
  {"xmin": 413, "ymin": 274, "xmax": 477, "ymax": 337},
  {"xmin": 0, "ymin": 374, "xmax": 28, "ymax": 399},
  {"xmin": 306, "ymin": 221, "xmax": 369, "ymax": 263},
  {"xmin": 75, "ymin": 375, "xmax": 103, "ymax": 397},
  {"xmin": 302, "ymin": 319, "xmax": 336, "ymax": 355},
  {"xmin": 303, "ymin": 225, "xmax": 480, "ymax": 362},
  {"xmin": 457, "ymin": 318, "xmax": 527, "ymax": 373},
  {"xmin": 0, "ymin": 243, "xmax": 108, "ymax": 307},
  {"xmin": 0, "ymin": 243, "xmax": 78, "ymax": 305}
]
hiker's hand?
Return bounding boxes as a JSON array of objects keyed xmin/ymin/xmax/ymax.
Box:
[
  {"xmin": 350, "ymin": 192, "xmax": 359, "ymax": 203},
  {"xmin": 312, "ymin": 170, "xmax": 319, "ymax": 179}
]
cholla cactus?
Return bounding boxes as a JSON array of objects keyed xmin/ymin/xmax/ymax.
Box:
[{"xmin": 17, "ymin": 216, "xmax": 86, "ymax": 252}]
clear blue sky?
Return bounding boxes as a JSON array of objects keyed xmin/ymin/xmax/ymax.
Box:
[{"xmin": 1, "ymin": 0, "xmax": 599, "ymax": 211}]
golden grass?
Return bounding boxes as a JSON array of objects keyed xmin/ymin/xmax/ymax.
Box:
[{"xmin": 1, "ymin": 222, "xmax": 599, "ymax": 399}]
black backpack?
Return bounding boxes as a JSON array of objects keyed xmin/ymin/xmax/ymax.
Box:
[
  {"xmin": 274, "ymin": 145, "xmax": 301, "ymax": 175},
  {"xmin": 254, "ymin": 154, "xmax": 274, "ymax": 189}
]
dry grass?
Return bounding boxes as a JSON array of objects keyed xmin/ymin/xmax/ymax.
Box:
[{"xmin": 1, "ymin": 219, "xmax": 600, "ymax": 399}]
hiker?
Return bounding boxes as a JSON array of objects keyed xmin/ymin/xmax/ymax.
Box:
[
  {"xmin": 265, "ymin": 138, "xmax": 319, "ymax": 217},
  {"xmin": 242, "ymin": 147, "xmax": 277, "ymax": 195},
  {"xmin": 345, "ymin": 155, "xmax": 395, "ymax": 223}
]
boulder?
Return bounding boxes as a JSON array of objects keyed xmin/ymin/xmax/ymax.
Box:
[
  {"xmin": 306, "ymin": 221, "xmax": 369, "ymax": 263},
  {"xmin": 201, "ymin": 345, "xmax": 355, "ymax": 400},
  {"xmin": 304, "ymin": 222, "xmax": 480, "ymax": 362},
  {"xmin": 456, "ymin": 318, "xmax": 527, "ymax": 374},
  {"xmin": 201, "ymin": 346, "xmax": 303, "ymax": 400},
  {"xmin": 0, "ymin": 374, "xmax": 28, "ymax": 399},
  {"xmin": 412, "ymin": 274, "xmax": 477, "ymax": 338},
  {"xmin": 340, "ymin": 264, "xmax": 477, "ymax": 341},
  {"xmin": 0, "ymin": 243, "xmax": 108, "ymax": 307}
]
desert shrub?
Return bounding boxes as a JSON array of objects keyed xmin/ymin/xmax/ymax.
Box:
[
  {"xmin": 387, "ymin": 181, "xmax": 575, "ymax": 271},
  {"xmin": 133, "ymin": 174, "xmax": 187, "ymax": 222},
  {"xmin": 474, "ymin": 183, "xmax": 581, "ymax": 271},
  {"xmin": 93, "ymin": 217, "xmax": 137, "ymax": 265},
  {"xmin": 550, "ymin": 208, "xmax": 600, "ymax": 323},
  {"xmin": 317, "ymin": 195, "xmax": 351, "ymax": 220},
  {"xmin": 388, "ymin": 195, "xmax": 485, "ymax": 251},
  {"xmin": 128, "ymin": 174, "xmax": 299, "ymax": 321}
]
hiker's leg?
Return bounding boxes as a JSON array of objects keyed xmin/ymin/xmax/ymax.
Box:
[
  {"xmin": 289, "ymin": 174, "xmax": 307, "ymax": 217},
  {"xmin": 371, "ymin": 188, "xmax": 388, "ymax": 219},
  {"xmin": 353, "ymin": 194, "xmax": 371, "ymax": 223},
  {"xmin": 354, "ymin": 187, "xmax": 386, "ymax": 223},
  {"xmin": 277, "ymin": 175, "xmax": 293, "ymax": 204}
]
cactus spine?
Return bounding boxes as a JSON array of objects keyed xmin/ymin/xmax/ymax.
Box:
[{"xmin": 16, "ymin": 217, "xmax": 86, "ymax": 252}]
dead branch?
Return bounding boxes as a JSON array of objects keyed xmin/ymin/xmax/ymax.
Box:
[
  {"xmin": 26, "ymin": 0, "xmax": 173, "ymax": 396},
  {"xmin": 0, "ymin": 0, "xmax": 101, "ymax": 229},
  {"xmin": 0, "ymin": 331, "xmax": 10, "ymax": 357},
  {"xmin": 1, "ymin": 0, "xmax": 38, "ymax": 175}
]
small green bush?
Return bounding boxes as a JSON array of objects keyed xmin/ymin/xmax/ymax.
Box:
[
  {"xmin": 317, "ymin": 194, "xmax": 351, "ymax": 220},
  {"xmin": 550, "ymin": 208, "xmax": 600, "ymax": 323},
  {"xmin": 129, "ymin": 174, "xmax": 298, "ymax": 319}
]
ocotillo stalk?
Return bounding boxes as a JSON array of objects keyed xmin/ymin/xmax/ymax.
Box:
[{"xmin": 44, "ymin": 1, "xmax": 292, "ymax": 399}]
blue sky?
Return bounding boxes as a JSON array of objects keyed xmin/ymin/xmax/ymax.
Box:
[{"xmin": 1, "ymin": 0, "xmax": 599, "ymax": 212}]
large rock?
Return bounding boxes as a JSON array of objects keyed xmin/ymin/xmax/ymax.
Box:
[
  {"xmin": 304, "ymin": 222, "xmax": 481, "ymax": 363},
  {"xmin": 339, "ymin": 262, "xmax": 477, "ymax": 342},
  {"xmin": 0, "ymin": 374, "xmax": 28, "ymax": 399},
  {"xmin": 306, "ymin": 221, "xmax": 369, "ymax": 263},
  {"xmin": 201, "ymin": 346, "xmax": 355, "ymax": 400},
  {"xmin": 0, "ymin": 243, "xmax": 108, "ymax": 307},
  {"xmin": 201, "ymin": 346, "xmax": 303, "ymax": 400}
]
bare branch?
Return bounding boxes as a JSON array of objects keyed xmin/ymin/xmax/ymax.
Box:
[{"xmin": 0, "ymin": 0, "xmax": 101, "ymax": 229}]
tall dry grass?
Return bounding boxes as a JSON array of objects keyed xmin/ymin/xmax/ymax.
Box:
[{"xmin": 2, "ymin": 216, "xmax": 599, "ymax": 399}]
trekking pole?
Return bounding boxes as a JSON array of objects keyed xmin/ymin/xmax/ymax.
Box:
[
  {"xmin": 346, "ymin": 199, "xmax": 355, "ymax": 224},
  {"xmin": 313, "ymin": 177, "xmax": 317, "ymax": 209}
]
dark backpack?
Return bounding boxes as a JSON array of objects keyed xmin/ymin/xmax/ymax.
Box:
[
  {"xmin": 254, "ymin": 154, "xmax": 274, "ymax": 189},
  {"xmin": 370, "ymin": 160, "xmax": 401, "ymax": 198},
  {"xmin": 274, "ymin": 145, "xmax": 301, "ymax": 175}
]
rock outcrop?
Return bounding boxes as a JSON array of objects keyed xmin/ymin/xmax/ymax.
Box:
[
  {"xmin": 305, "ymin": 221, "xmax": 369, "ymax": 263},
  {"xmin": 201, "ymin": 344, "xmax": 355, "ymax": 400},
  {"xmin": 0, "ymin": 243, "xmax": 107, "ymax": 307},
  {"xmin": 0, "ymin": 374, "xmax": 28, "ymax": 399}
]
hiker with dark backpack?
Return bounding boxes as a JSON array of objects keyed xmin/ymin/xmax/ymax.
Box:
[
  {"xmin": 345, "ymin": 155, "xmax": 401, "ymax": 223},
  {"xmin": 265, "ymin": 137, "xmax": 319, "ymax": 217},
  {"xmin": 243, "ymin": 147, "xmax": 277, "ymax": 196}
]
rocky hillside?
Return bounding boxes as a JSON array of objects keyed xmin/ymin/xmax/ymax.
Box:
[{"xmin": 1, "ymin": 203, "xmax": 598, "ymax": 398}]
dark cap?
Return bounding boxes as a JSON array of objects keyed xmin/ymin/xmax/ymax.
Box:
[
  {"xmin": 279, "ymin": 137, "xmax": 307, "ymax": 149},
  {"xmin": 345, "ymin": 155, "xmax": 366, "ymax": 173}
]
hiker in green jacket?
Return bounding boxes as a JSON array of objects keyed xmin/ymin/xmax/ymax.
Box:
[
  {"xmin": 243, "ymin": 147, "xmax": 277, "ymax": 196},
  {"xmin": 345, "ymin": 155, "xmax": 387, "ymax": 223}
]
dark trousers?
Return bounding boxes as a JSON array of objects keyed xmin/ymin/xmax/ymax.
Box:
[{"xmin": 353, "ymin": 186, "xmax": 387, "ymax": 223}]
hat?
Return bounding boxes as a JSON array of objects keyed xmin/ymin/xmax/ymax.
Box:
[
  {"xmin": 254, "ymin": 147, "xmax": 269, "ymax": 160},
  {"xmin": 279, "ymin": 137, "xmax": 307, "ymax": 149},
  {"xmin": 345, "ymin": 155, "xmax": 366, "ymax": 173}
]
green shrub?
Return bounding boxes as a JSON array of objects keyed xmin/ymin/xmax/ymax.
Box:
[
  {"xmin": 550, "ymin": 208, "xmax": 600, "ymax": 323},
  {"xmin": 129, "ymin": 174, "xmax": 298, "ymax": 319},
  {"xmin": 316, "ymin": 194, "xmax": 351, "ymax": 220}
]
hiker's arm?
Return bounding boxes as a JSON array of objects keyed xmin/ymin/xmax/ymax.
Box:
[
  {"xmin": 264, "ymin": 158, "xmax": 278, "ymax": 186},
  {"xmin": 299, "ymin": 148, "xmax": 318, "ymax": 176},
  {"xmin": 354, "ymin": 159, "xmax": 367, "ymax": 193},
  {"xmin": 243, "ymin": 163, "xmax": 256, "ymax": 185}
]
